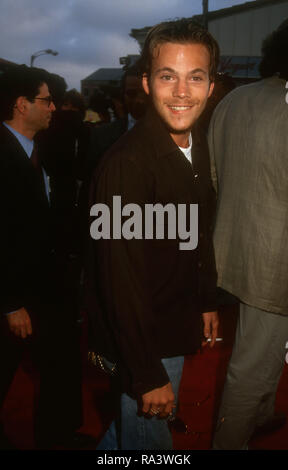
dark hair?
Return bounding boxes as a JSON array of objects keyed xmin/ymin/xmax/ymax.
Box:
[
  {"xmin": 139, "ymin": 18, "xmax": 220, "ymax": 81},
  {"xmin": 46, "ymin": 72, "xmax": 67, "ymax": 108},
  {"xmin": 259, "ymin": 19, "xmax": 288, "ymax": 80},
  {"xmin": 89, "ymin": 88, "xmax": 112, "ymax": 115},
  {"xmin": 121, "ymin": 62, "xmax": 141, "ymax": 95},
  {"xmin": 0, "ymin": 64, "xmax": 50, "ymax": 121},
  {"xmin": 62, "ymin": 88, "xmax": 86, "ymax": 118}
]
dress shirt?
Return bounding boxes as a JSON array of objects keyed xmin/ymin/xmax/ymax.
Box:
[
  {"xmin": 127, "ymin": 113, "xmax": 137, "ymax": 131},
  {"xmin": 3, "ymin": 122, "xmax": 50, "ymax": 201}
]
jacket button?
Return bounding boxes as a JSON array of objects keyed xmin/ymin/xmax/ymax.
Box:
[
  {"xmin": 194, "ymin": 173, "xmax": 199, "ymax": 179},
  {"xmin": 198, "ymin": 261, "xmax": 202, "ymax": 268}
]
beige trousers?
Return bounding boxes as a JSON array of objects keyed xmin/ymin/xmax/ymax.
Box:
[{"xmin": 213, "ymin": 302, "xmax": 288, "ymax": 450}]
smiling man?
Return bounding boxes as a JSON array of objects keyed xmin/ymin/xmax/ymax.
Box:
[
  {"xmin": 142, "ymin": 41, "xmax": 213, "ymax": 146},
  {"xmin": 86, "ymin": 19, "xmax": 219, "ymax": 450}
]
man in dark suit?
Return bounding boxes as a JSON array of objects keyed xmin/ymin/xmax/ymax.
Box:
[
  {"xmin": 85, "ymin": 19, "xmax": 219, "ymax": 450},
  {"xmin": 0, "ymin": 66, "xmax": 92, "ymax": 449}
]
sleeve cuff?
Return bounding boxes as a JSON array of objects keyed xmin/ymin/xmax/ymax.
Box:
[{"xmin": 131, "ymin": 363, "xmax": 170, "ymax": 397}]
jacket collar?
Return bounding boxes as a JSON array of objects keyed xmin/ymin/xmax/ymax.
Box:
[
  {"xmin": 140, "ymin": 105, "xmax": 203, "ymax": 160},
  {"xmin": 0, "ymin": 122, "xmax": 29, "ymax": 155}
]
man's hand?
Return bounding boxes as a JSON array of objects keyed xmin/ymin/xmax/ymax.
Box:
[
  {"xmin": 6, "ymin": 307, "xmax": 33, "ymax": 339},
  {"xmin": 141, "ymin": 382, "xmax": 175, "ymax": 419},
  {"xmin": 202, "ymin": 311, "xmax": 219, "ymax": 348}
]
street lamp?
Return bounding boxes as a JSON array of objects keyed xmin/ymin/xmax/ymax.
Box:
[{"xmin": 30, "ymin": 49, "xmax": 58, "ymax": 67}]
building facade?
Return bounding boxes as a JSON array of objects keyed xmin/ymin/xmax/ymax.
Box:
[
  {"xmin": 130, "ymin": 0, "xmax": 288, "ymax": 82},
  {"xmin": 81, "ymin": 67, "xmax": 124, "ymax": 106}
]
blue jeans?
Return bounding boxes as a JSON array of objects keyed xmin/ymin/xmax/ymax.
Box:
[{"xmin": 96, "ymin": 356, "xmax": 184, "ymax": 450}]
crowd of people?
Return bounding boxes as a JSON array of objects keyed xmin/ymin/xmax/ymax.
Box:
[{"xmin": 0, "ymin": 16, "xmax": 288, "ymax": 451}]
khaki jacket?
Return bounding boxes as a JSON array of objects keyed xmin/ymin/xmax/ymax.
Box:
[{"xmin": 209, "ymin": 76, "xmax": 288, "ymax": 314}]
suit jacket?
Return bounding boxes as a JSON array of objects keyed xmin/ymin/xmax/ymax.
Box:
[
  {"xmin": 85, "ymin": 107, "xmax": 217, "ymax": 396},
  {"xmin": 209, "ymin": 76, "xmax": 288, "ymax": 315},
  {"xmin": 0, "ymin": 123, "xmax": 55, "ymax": 314}
]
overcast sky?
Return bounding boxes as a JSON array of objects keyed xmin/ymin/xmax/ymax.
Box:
[{"xmin": 0, "ymin": 0, "xmax": 247, "ymax": 90}]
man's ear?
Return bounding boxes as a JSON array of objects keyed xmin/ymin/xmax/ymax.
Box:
[
  {"xmin": 15, "ymin": 96, "xmax": 27, "ymax": 114},
  {"xmin": 142, "ymin": 73, "xmax": 150, "ymax": 96},
  {"xmin": 208, "ymin": 81, "xmax": 215, "ymax": 98}
]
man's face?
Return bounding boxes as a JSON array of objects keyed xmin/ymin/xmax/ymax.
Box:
[
  {"xmin": 142, "ymin": 42, "xmax": 214, "ymax": 146},
  {"xmin": 26, "ymin": 83, "xmax": 56, "ymax": 132}
]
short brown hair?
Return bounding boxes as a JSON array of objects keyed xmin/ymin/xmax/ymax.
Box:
[{"xmin": 139, "ymin": 18, "xmax": 220, "ymax": 81}]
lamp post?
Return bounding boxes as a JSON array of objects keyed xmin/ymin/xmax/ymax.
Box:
[
  {"xmin": 202, "ymin": 0, "xmax": 209, "ymax": 30},
  {"xmin": 30, "ymin": 49, "xmax": 58, "ymax": 67}
]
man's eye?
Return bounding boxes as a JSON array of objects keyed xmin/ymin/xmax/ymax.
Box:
[
  {"xmin": 160, "ymin": 75, "xmax": 173, "ymax": 81},
  {"xmin": 191, "ymin": 76, "xmax": 203, "ymax": 81}
]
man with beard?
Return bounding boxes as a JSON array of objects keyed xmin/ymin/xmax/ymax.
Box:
[{"xmin": 86, "ymin": 19, "xmax": 219, "ymax": 450}]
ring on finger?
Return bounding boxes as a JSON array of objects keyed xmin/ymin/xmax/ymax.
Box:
[{"xmin": 150, "ymin": 408, "xmax": 160, "ymax": 415}]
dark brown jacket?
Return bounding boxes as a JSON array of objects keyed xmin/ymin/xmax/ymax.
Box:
[{"xmin": 85, "ymin": 107, "xmax": 217, "ymax": 397}]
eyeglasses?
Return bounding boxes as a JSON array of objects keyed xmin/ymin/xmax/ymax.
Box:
[{"xmin": 33, "ymin": 96, "xmax": 54, "ymax": 106}]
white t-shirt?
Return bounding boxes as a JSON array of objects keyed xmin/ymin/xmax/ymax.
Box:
[{"xmin": 178, "ymin": 133, "xmax": 192, "ymax": 165}]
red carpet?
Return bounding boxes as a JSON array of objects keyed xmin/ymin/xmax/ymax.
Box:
[{"xmin": 1, "ymin": 305, "xmax": 288, "ymax": 450}]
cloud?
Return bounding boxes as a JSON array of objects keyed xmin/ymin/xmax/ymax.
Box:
[
  {"xmin": 0, "ymin": 0, "xmax": 246, "ymax": 90},
  {"xmin": 70, "ymin": 0, "xmax": 190, "ymax": 33}
]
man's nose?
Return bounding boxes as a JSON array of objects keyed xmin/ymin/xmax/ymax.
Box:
[
  {"xmin": 49, "ymin": 101, "xmax": 56, "ymax": 112},
  {"xmin": 172, "ymin": 79, "xmax": 190, "ymax": 98}
]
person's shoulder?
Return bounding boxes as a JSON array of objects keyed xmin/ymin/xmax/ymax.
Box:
[
  {"xmin": 221, "ymin": 77, "xmax": 286, "ymax": 111},
  {"xmin": 0, "ymin": 123, "xmax": 11, "ymax": 141},
  {"xmin": 211, "ymin": 81, "xmax": 261, "ymax": 121},
  {"xmin": 218, "ymin": 79, "xmax": 278, "ymax": 105},
  {"xmin": 92, "ymin": 118, "xmax": 125, "ymax": 138},
  {"xmin": 217, "ymin": 82, "xmax": 252, "ymax": 107},
  {"xmin": 0, "ymin": 126, "xmax": 23, "ymax": 178},
  {"xmin": 91, "ymin": 119, "xmax": 153, "ymax": 186},
  {"xmin": 104, "ymin": 119, "xmax": 149, "ymax": 164},
  {"xmin": 0, "ymin": 124, "xmax": 19, "ymax": 152}
]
